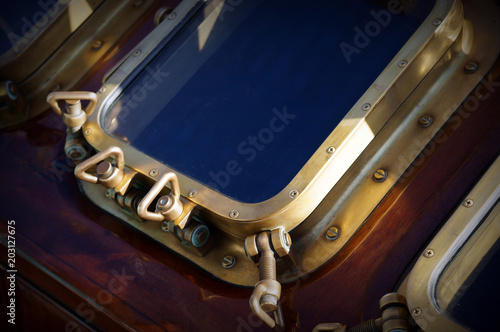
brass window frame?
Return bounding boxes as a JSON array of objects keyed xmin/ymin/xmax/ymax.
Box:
[
  {"xmin": 399, "ymin": 155, "xmax": 500, "ymax": 332},
  {"xmin": 84, "ymin": 0, "xmax": 463, "ymax": 238},
  {"xmin": 80, "ymin": 0, "xmax": 500, "ymax": 286}
]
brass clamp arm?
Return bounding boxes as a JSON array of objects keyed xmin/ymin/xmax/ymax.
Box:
[
  {"xmin": 245, "ymin": 229, "xmax": 292, "ymax": 331},
  {"xmin": 137, "ymin": 172, "xmax": 188, "ymax": 229},
  {"xmin": 47, "ymin": 91, "xmax": 97, "ymax": 133},
  {"xmin": 74, "ymin": 146, "xmax": 125, "ymax": 189}
]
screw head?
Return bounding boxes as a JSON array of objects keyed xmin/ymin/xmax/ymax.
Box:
[
  {"xmin": 326, "ymin": 226, "xmax": 340, "ymax": 241},
  {"xmin": 432, "ymin": 18, "xmax": 442, "ymax": 26},
  {"xmin": 463, "ymin": 199, "xmax": 474, "ymax": 207},
  {"xmin": 411, "ymin": 307, "xmax": 422, "ymax": 317},
  {"xmin": 398, "ymin": 60, "xmax": 408, "ymax": 67},
  {"xmin": 133, "ymin": 50, "xmax": 141, "ymax": 57},
  {"xmin": 84, "ymin": 129, "xmax": 92, "ymax": 136},
  {"xmin": 149, "ymin": 169, "xmax": 159, "ymax": 177},
  {"xmin": 229, "ymin": 210, "xmax": 239, "ymax": 218},
  {"xmin": 168, "ymin": 12, "xmax": 177, "ymax": 20},
  {"xmin": 98, "ymin": 86, "xmax": 106, "ymax": 93},
  {"xmin": 327, "ymin": 146, "xmax": 336, "ymax": 154},
  {"xmin": 161, "ymin": 221, "xmax": 169, "ymax": 232},
  {"xmin": 419, "ymin": 115, "xmax": 433, "ymax": 128},
  {"xmin": 464, "ymin": 61, "xmax": 479, "ymax": 74},
  {"xmin": 91, "ymin": 40, "xmax": 103, "ymax": 51},
  {"xmin": 362, "ymin": 103, "xmax": 371, "ymax": 111},
  {"xmin": 289, "ymin": 190, "xmax": 299, "ymax": 198},
  {"xmin": 373, "ymin": 169, "xmax": 388, "ymax": 182},
  {"xmin": 188, "ymin": 190, "xmax": 197, "ymax": 198},
  {"xmin": 222, "ymin": 255, "xmax": 236, "ymax": 268},
  {"xmin": 423, "ymin": 249, "xmax": 434, "ymax": 258}
]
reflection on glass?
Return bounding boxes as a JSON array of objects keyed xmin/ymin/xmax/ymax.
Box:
[{"xmin": 104, "ymin": 0, "xmax": 433, "ymax": 203}]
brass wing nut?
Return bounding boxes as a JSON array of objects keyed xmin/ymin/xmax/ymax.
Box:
[
  {"xmin": 47, "ymin": 91, "xmax": 98, "ymax": 132},
  {"xmin": 137, "ymin": 172, "xmax": 186, "ymax": 227},
  {"xmin": 74, "ymin": 146, "xmax": 125, "ymax": 189}
]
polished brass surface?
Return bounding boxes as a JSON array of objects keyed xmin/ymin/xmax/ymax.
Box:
[
  {"xmin": 83, "ymin": 0, "xmax": 463, "ymax": 239},
  {"xmin": 75, "ymin": 0, "xmax": 500, "ymax": 286},
  {"xmin": 399, "ymin": 154, "xmax": 500, "ymax": 331}
]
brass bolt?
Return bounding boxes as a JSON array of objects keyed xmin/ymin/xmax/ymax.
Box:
[
  {"xmin": 373, "ymin": 169, "xmax": 388, "ymax": 182},
  {"xmin": 229, "ymin": 210, "xmax": 239, "ymax": 218},
  {"xmin": 423, "ymin": 249, "xmax": 434, "ymax": 258},
  {"xmin": 326, "ymin": 226, "xmax": 340, "ymax": 241},
  {"xmin": 84, "ymin": 129, "xmax": 92, "ymax": 136},
  {"xmin": 289, "ymin": 190, "xmax": 299, "ymax": 198},
  {"xmin": 327, "ymin": 146, "xmax": 336, "ymax": 154},
  {"xmin": 464, "ymin": 61, "xmax": 479, "ymax": 74},
  {"xmin": 362, "ymin": 103, "xmax": 371, "ymax": 111},
  {"xmin": 398, "ymin": 60, "xmax": 408, "ymax": 67},
  {"xmin": 96, "ymin": 161, "xmax": 113, "ymax": 179},
  {"xmin": 168, "ymin": 12, "xmax": 177, "ymax": 20},
  {"xmin": 188, "ymin": 190, "xmax": 197, "ymax": 198},
  {"xmin": 419, "ymin": 115, "xmax": 433, "ymax": 128},
  {"xmin": 133, "ymin": 50, "xmax": 141, "ymax": 57},
  {"xmin": 161, "ymin": 221, "xmax": 169, "ymax": 232},
  {"xmin": 222, "ymin": 255, "xmax": 236, "ymax": 269},
  {"xmin": 149, "ymin": 169, "xmax": 159, "ymax": 177}
]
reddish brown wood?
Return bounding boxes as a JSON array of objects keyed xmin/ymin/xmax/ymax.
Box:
[{"xmin": 1, "ymin": 22, "xmax": 499, "ymax": 332}]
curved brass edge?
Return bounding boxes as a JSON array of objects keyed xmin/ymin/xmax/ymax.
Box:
[
  {"xmin": 397, "ymin": 155, "xmax": 500, "ymax": 332},
  {"xmin": 291, "ymin": 0, "xmax": 500, "ymax": 274},
  {"xmin": 84, "ymin": 0, "xmax": 464, "ymax": 238}
]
